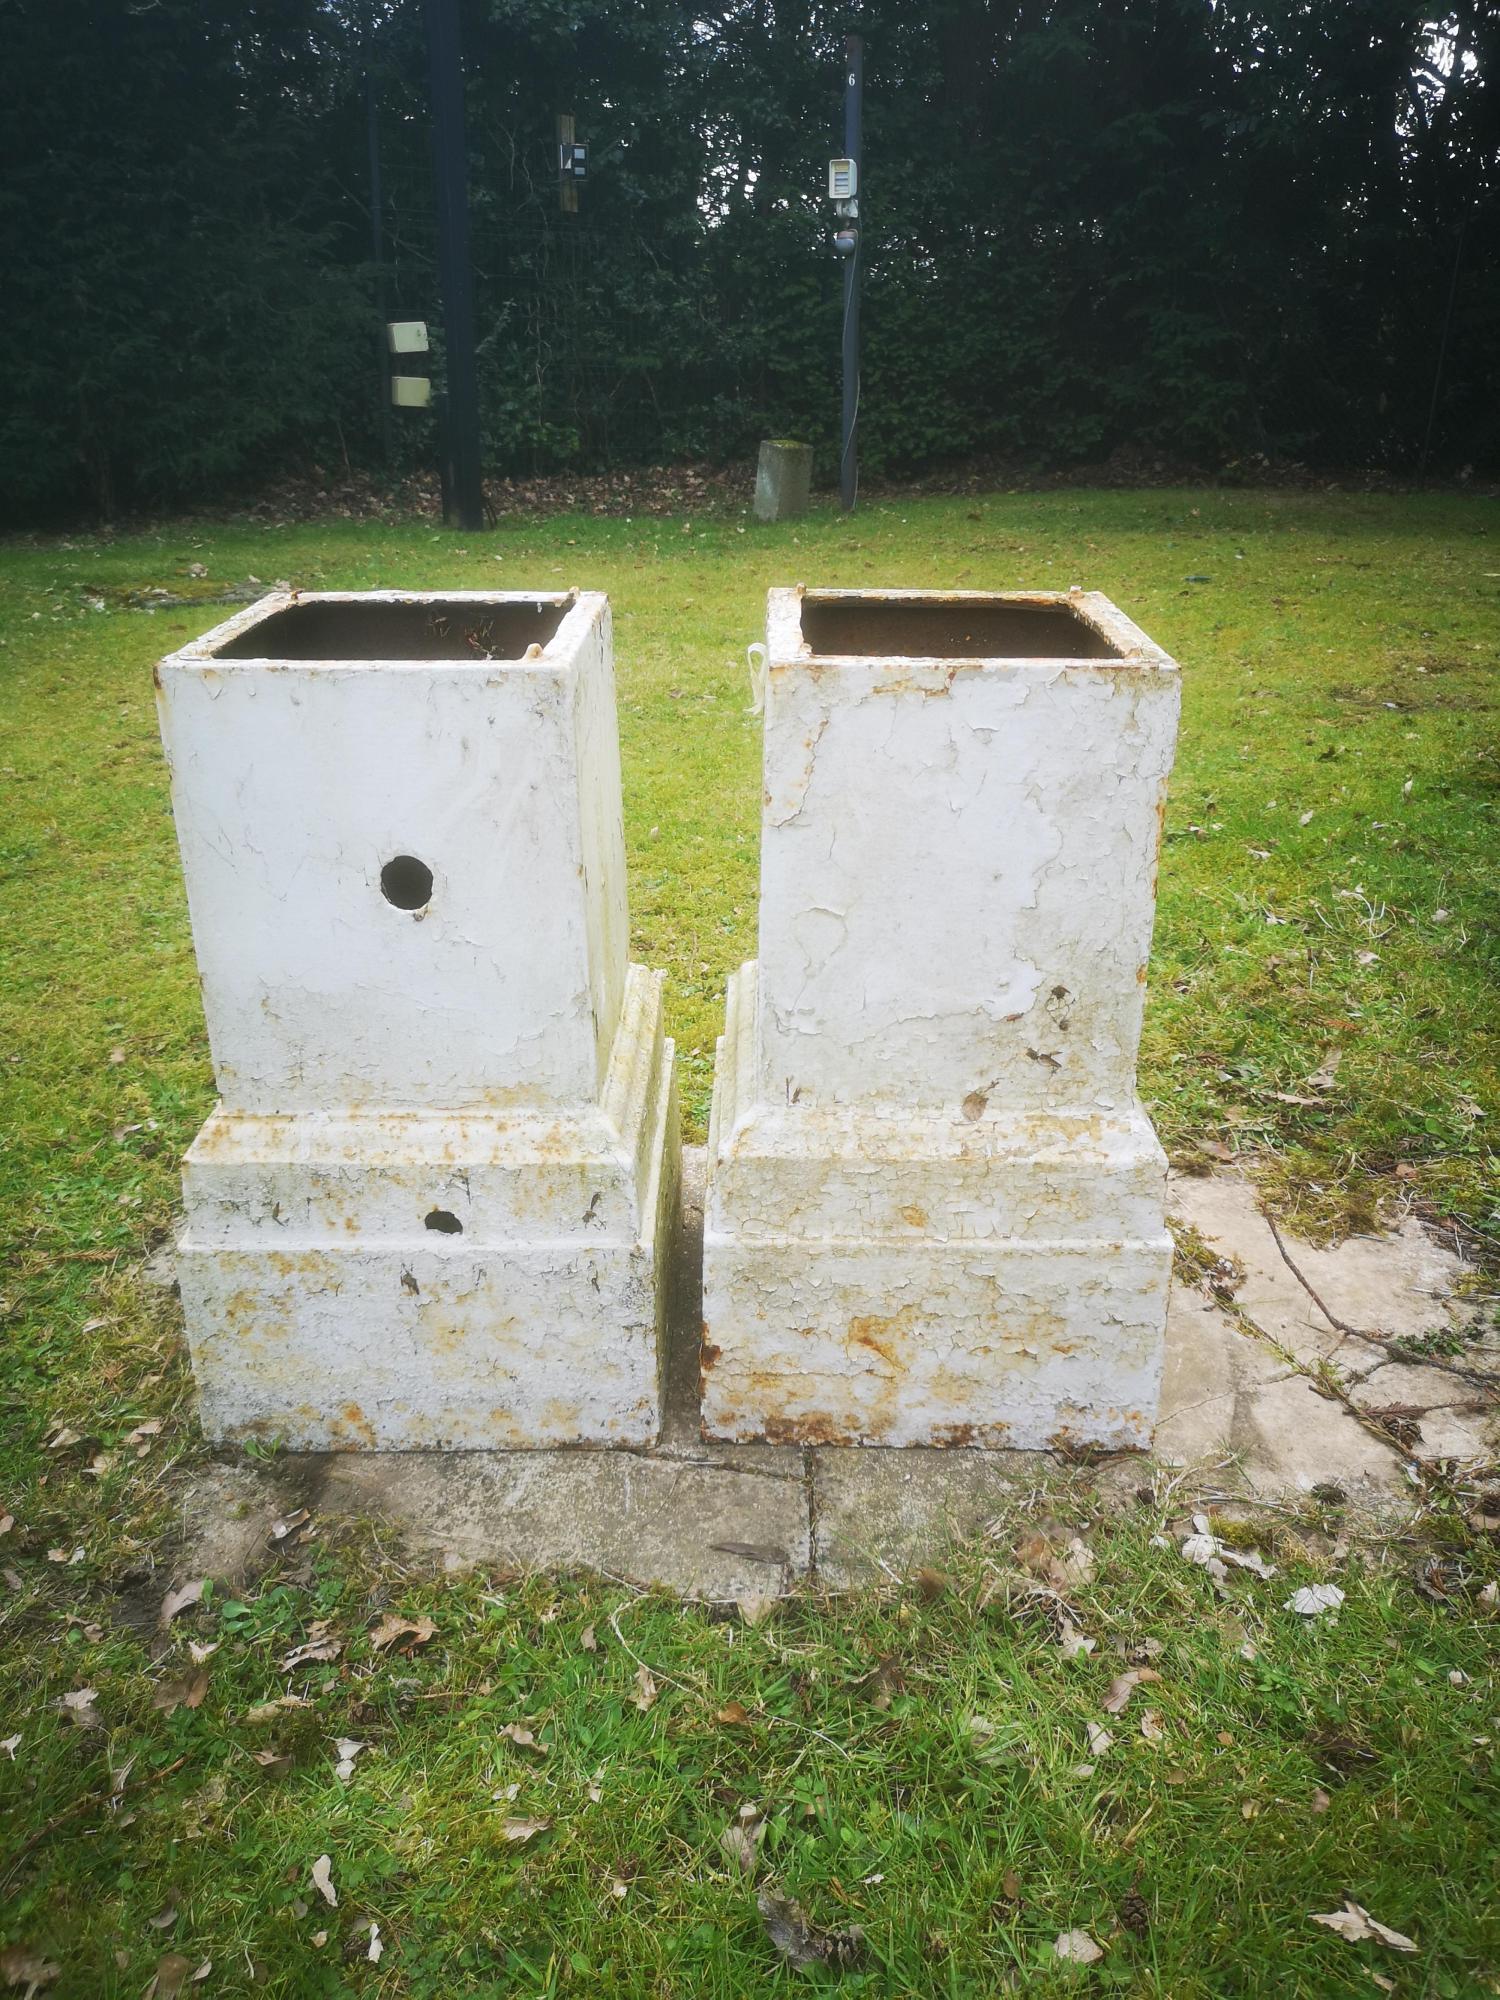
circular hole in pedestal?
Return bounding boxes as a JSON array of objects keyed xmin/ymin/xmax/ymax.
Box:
[
  {"xmin": 424, "ymin": 1208, "xmax": 463, "ymax": 1235},
  {"xmin": 381, "ymin": 855, "xmax": 434, "ymax": 910}
]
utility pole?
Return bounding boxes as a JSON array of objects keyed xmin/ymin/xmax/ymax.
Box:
[
  {"xmin": 840, "ymin": 34, "xmax": 863, "ymax": 513},
  {"xmin": 366, "ymin": 69, "xmax": 393, "ymax": 467},
  {"xmin": 422, "ymin": 0, "xmax": 484, "ymax": 530}
]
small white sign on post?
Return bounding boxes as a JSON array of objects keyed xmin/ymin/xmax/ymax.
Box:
[
  {"xmin": 386, "ymin": 320, "xmax": 430, "ymax": 355},
  {"xmin": 390, "ymin": 376, "xmax": 432, "ymax": 408}
]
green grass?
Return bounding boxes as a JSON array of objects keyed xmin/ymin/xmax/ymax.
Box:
[
  {"xmin": 1, "ymin": 489, "xmax": 1498, "ymax": 1994},
  {"xmin": 2, "ymin": 1501, "xmax": 1497, "ymax": 1995}
]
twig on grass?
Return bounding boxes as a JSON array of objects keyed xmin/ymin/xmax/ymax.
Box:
[
  {"xmin": 2, "ymin": 1752, "xmax": 189, "ymax": 1887},
  {"xmin": 607, "ymin": 1601, "xmax": 853, "ymax": 1761}
]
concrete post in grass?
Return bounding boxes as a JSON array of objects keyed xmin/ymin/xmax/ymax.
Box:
[
  {"xmin": 754, "ymin": 440, "xmax": 814, "ymax": 523},
  {"xmin": 155, "ymin": 589, "xmax": 677, "ymax": 1449},
  {"xmin": 702, "ymin": 588, "xmax": 1181, "ymax": 1449}
]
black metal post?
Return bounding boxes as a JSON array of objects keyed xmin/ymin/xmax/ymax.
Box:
[
  {"xmin": 422, "ymin": 0, "xmax": 484, "ymax": 530},
  {"xmin": 840, "ymin": 35, "xmax": 863, "ymax": 513},
  {"xmin": 366, "ymin": 69, "xmax": 393, "ymax": 467}
]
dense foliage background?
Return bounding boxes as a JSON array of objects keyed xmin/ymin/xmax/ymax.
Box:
[{"xmin": 2, "ymin": 0, "xmax": 1496, "ymax": 519}]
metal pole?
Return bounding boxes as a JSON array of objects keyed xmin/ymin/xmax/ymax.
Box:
[
  {"xmin": 422, "ymin": 0, "xmax": 484, "ymax": 530},
  {"xmin": 366, "ymin": 70, "xmax": 393, "ymax": 467},
  {"xmin": 840, "ymin": 34, "xmax": 863, "ymax": 513}
]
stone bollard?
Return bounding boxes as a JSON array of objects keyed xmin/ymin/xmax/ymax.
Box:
[
  {"xmin": 753, "ymin": 440, "xmax": 814, "ymax": 523},
  {"xmin": 155, "ymin": 590, "xmax": 677, "ymax": 1449},
  {"xmin": 702, "ymin": 588, "xmax": 1180, "ymax": 1449}
]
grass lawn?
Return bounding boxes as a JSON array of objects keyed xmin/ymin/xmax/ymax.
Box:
[{"xmin": 1, "ymin": 487, "xmax": 1497, "ymax": 1995}]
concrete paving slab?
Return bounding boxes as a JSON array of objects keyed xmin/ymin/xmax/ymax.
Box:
[
  {"xmin": 813, "ymin": 1447, "xmax": 1050, "ymax": 1589},
  {"xmin": 313, "ymin": 1449, "xmax": 810, "ymax": 1601},
  {"xmin": 1153, "ymin": 1278, "xmax": 1290, "ymax": 1470},
  {"xmin": 1168, "ymin": 1173, "xmax": 1467, "ymax": 1368},
  {"xmin": 164, "ymin": 1169, "xmax": 1492, "ymax": 1600},
  {"xmin": 1238, "ymin": 1375, "xmax": 1410, "ymax": 1509}
]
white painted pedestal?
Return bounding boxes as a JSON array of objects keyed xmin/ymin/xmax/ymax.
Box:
[
  {"xmin": 157, "ymin": 590, "xmax": 677, "ymax": 1448},
  {"xmin": 702, "ymin": 590, "xmax": 1180, "ymax": 1448}
]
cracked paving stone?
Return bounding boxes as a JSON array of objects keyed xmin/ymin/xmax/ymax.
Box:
[{"xmin": 313, "ymin": 1450, "xmax": 811, "ymax": 1601}]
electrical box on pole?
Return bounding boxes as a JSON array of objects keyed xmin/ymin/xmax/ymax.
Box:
[{"xmin": 557, "ymin": 113, "xmax": 587, "ymax": 213}]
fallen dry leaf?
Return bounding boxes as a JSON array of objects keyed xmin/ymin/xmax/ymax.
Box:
[
  {"xmin": 158, "ymin": 1579, "xmax": 205, "ymax": 1630},
  {"xmin": 187, "ymin": 1640, "xmax": 219, "ymax": 1666},
  {"xmin": 310, "ymin": 1854, "xmax": 337, "ymax": 1907},
  {"xmin": 333, "ymin": 1737, "xmax": 365, "ymax": 1782},
  {"xmin": 501, "ymin": 1817, "xmax": 550, "ymax": 1843},
  {"xmin": 1310, "ymin": 1900, "xmax": 1416, "ymax": 1952},
  {"xmin": 1053, "ymin": 1929, "xmax": 1104, "ymax": 1964},
  {"xmin": 1180, "ymin": 1515, "xmax": 1276, "ymax": 1586},
  {"xmin": 58, "ymin": 1687, "xmax": 103, "ymax": 1731},
  {"xmin": 1139, "ymin": 1708, "xmax": 1166, "ymax": 1742},
  {"xmin": 243, "ymin": 1695, "xmax": 310, "ymax": 1725},
  {"xmin": 1285, "ymin": 1584, "xmax": 1344, "ymax": 1618},
  {"xmin": 368, "ymin": 1612, "xmax": 436, "ymax": 1654},
  {"xmin": 152, "ymin": 1669, "xmax": 209, "ymax": 1715},
  {"xmin": 632, "ymin": 1663, "xmax": 658, "ymax": 1712},
  {"xmin": 716, "ymin": 1700, "xmax": 753, "ymax": 1727},
  {"xmin": 579, "ymin": 1624, "xmax": 598, "ymax": 1653},
  {"xmin": 914, "ymin": 1565, "xmax": 954, "ymax": 1600},
  {"xmin": 1085, "ymin": 1721, "xmax": 1114, "ymax": 1756},
  {"xmin": 499, "ymin": 1722, "xmax": 547, "ymax": 1755},
  {"xmin": 1102, "ymin": 1668, "xmax": 1162, "ymax": 1715},
  {"xmin": 1057, "ymin": 1621, "xmax": 1096, "ymax": 1659},
  {"xmin": 719, "ymin": 1803, "xmax": 766, "ymax": 1878},
  {"xmin": 1310, "ymin": 1787, "xmax": 1331, "ymax": 1814},
  {"xmin": 1, "ymin": 1734, "xmax": 20, "ymax": 1760},
  {"xmin": 1, "ymin": 1947, "xmax": 61, "ymax": 1990},
  {"xmin": 737, "ymin": 1593, "xmax": 777, "ymax": 1627},
  {"xmin": 251, "ymin": 1748, "xmax": 294, "ymax": 1779},
  {"xmin": 280, "ymin": 1625, "xmax": 342, "ymax": 1671},
  {"xmin": 144, "ymin": 1955, "xmax": 193, "ymax": 2000},
  {"xmin": 757, "ymin": 1887, "xmax": 864, "ymax": 1970}
]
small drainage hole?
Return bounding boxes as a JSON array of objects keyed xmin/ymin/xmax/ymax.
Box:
[
  {"xmin": 424, "ymin": 1208, "xmax": 463, "ymax": 1235},
  {"xmin": 381, "ymin": 855, "xmax": 434, "ymax": 909}
]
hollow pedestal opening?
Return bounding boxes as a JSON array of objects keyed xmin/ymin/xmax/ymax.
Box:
[
  {"xmin": 799, "ymin": 595, "xmax": 1121, "ymax": 661},
  {"xmin": 215, "ymin": 597, "xmax": 568, "ymax": 662}
]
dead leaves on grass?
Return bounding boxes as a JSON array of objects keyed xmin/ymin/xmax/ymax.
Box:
[
  {"xmin": 1053, "ymin": 1929, "xmax": 1104, "ymax": 1965},
  {"xmin": 367, "ymin": 1611, "xmax": 436, "ymax": 1655},
  {"xmin": 152, "ymin": 1669, "xmax": 209, "ymax": 1715},
  {"xmin": 280, "ymin": 1622, "xmax": 341, "ymax": 1671},
  {"xmin": 1101, "ymin": 1667, "xmax": 1163, "ymax": 1716},
  {"xmin": 719, "ymin": 1802, "xmax": 767, "ymax": 1877},
  {"xmin": 1310, "ymin": 1900, "xmax": 1416, "ymax": 1952},
  {"xmin": 157, "ymin": 1579, "xmax": 205, "ymax": 1630},
  {"xmin": 757, "ymin": 1887, "xmax": 864, "ymax": 1972}
]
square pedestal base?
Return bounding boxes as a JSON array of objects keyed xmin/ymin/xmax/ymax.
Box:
[
  {"xmin": 176, "ymin": 967, "xmax": 677, "ymax": 1450},
  {"xmin": 701, "ymin": 966, "xmax": 1171, "ymax": 1450}
]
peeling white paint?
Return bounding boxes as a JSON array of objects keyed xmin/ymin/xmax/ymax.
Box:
[
  {"xmin": 157, "ymin": 591, "xmax": 677, "ymax": 1448},
  {"xmin": 703, "ymin": 590, "xmax": 1180, "ymax": 1449}
]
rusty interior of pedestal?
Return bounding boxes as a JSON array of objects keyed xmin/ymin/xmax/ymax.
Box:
[
  {"xmin": 799, "ymin": 594, "xmax": 1122, "ymax": 661},
  {"xmin": 216, "ymin": 596, "xmax": 569, "ymax": 662}
]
